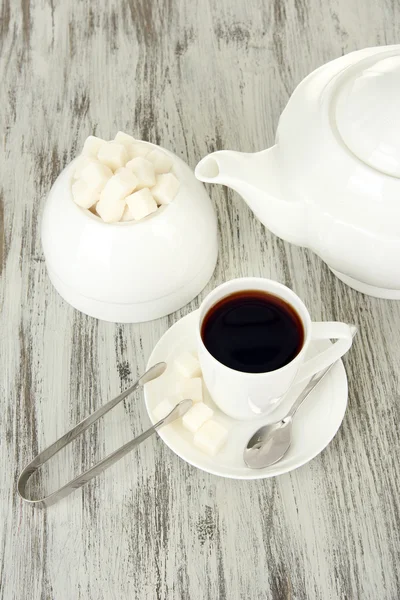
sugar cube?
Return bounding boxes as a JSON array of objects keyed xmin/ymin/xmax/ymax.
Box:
[
  {"xmin": 174, "ymin": 352, "xmax": 201, "ymax": 378},
  {"xmin": 125, "ymin": 188, "xmax": 158, "ymax": 221},
  {"xmin": 125, "ymin": 157, "xmax": 156, "ymax": 189},
  {"xmin": 82, "ymin": 136, "xmax": 106, "ymax": 158},
  {"xmin": 130, "ymin": 142, "xmax": 151, "ymax": 159},
  {"xmin": 177, "ymin": 377, "xmax": 203, "ymax": 403},
  {"xmin": 182, "ymin": 402, "xmax": 213, "ymax": 433},
  {"xmin": 152, "ymin": 397, "xmax": 177, "ymax": 422},
  {"xmin": 97, "ymin": 141, "xmax": 128, "ymax": 171},
  {"xmin": 96, "ymin": 169, "xmax": 138, "ymax": 222},
  {"xmin": 193, "ymin": 420, "xmax": 228, "ymax": 456},
  {"xmin": 121, "ymin": 205, "xmax": 135, "ymax": 222},
  {"xmin": 80, "ymin": 161, "xmax": 113, "ymax": 193},
  {"xmin": 102, "ymin": 169, "xmax": 138, "ymax": 201},
  {"xmin": 115, "ymin": 167, "xmax": 139, "ymax": 186},
  {"xmin": 73, "ymin": 155, "xmax": 93, "ymax": 179},
  {"xmin": 114, "ymin": 131, "xmax": 136, "ymax": 149},
  {"xmin": 96, "ymin": 195, "xmax": 125, "ymax": 223},
  {"xmin": 152, "ymin": 173, "xmax": 180, "ymax": 205},
  {"xmin": 72, "ymin": 179, "xmax": 99, "ymax": 209},
  {"xmin": 146, "ymin": 149, "xmax": 173, "ymax": 173}
]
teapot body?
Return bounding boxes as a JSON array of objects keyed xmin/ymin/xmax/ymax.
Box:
[
  {"xmin": 275, "ymin": 45, "xmax": 400, "ymax": 296},
  {"xmin": 196, "ymin": 45, "xmax": 400, "ymax": 298}
]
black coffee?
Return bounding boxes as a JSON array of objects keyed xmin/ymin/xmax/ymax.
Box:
[{"xmin": 201, "ymin": 290, "xmax": 304, "ymax": 373}]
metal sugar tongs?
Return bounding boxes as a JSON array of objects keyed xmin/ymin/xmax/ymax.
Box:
[{"xmin": 18, "ymin": 363, "xmax": 192, "ymax": 509}]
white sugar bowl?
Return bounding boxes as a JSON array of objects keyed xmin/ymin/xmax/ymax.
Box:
[{"xmin": 42, "ymin": 143, "xmax": 218, "ymax": 323}]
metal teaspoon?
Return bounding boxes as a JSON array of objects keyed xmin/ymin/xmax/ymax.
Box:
[{"xmin": 244, "ymin": 327, "xmax": 357, "ymax": 469}]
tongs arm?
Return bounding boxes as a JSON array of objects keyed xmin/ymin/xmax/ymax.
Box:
[{"xmin": 18, "ymin": 363, "xmax": 167, "ymax": 508}]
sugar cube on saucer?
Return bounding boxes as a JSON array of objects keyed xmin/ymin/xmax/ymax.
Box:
[
  {"xmin": 98, "ymin": 141, "xmax": 128, "ymax": 171},
  {"xmin": 82, "ymin": 136, "xmax": 106, "ymax": 158},
  {"xmin": 175, "ymin": 352, "xmax": 201, "ymax": 378},
  {"xmin": 146, "ymin": 149, "xmax": 173, "ymax": 173},
  {"xmin": 177, "ymin": 377, "xmax": 203, "ymax": 403},
  {"xmin": 193, "ymin": 420, "xmax": 228, "ymax": 456},
  {"xmin": 72, "ymin": 179, "xmax": 99, "ymax": 209},
  {"xmin": 126, "ymin": 157, "xmax": 156, "ymax": 189},
  {"xmin": 153, "ymin": 397, "xmax": 177, "ymax": 422},
  {"xmin": 125, "ymin": 188, "xmax": 158, "ymax": 221},
  {"xmin": 152, "ymin": 173, "xmax": 180, "ymax": 205},
  {"xmin": 182, "ymin": 402, "xmax": 213, "ymax": 433}
]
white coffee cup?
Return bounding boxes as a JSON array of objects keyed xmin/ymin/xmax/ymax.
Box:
[{"xmin": 197, "ymin": 277, "xmax": 354, "ymax": 421}]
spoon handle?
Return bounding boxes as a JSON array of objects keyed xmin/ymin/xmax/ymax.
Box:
[{"xmin": 285, "ymin": 327, "xmax": 357, "ymax": 421}]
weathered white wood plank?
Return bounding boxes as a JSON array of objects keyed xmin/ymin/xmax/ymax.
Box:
[{"xmin": 1, "ymin": 0, "xmax": 400, "ymax": 598}]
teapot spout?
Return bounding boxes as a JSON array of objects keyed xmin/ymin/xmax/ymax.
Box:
[{"xmin": 195, "ymin": 147, "xmax": 307, "ymax": 247}]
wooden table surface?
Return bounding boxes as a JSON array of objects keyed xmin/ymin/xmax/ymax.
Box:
[{"xmin": 2, "ymin": 1, "xmax": 400, "ymax": 599}]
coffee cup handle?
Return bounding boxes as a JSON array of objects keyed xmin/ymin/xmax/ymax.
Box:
[{"xmin": 295, "ymin": 322, "xmax": 355, "ymax": 384}]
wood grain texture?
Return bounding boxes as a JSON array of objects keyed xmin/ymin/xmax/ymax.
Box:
[{"xmin": 1, "ymin": 1, "xmax": 400, "ymax": 598}]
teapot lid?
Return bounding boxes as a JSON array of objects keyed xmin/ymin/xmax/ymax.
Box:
[{"xmin": 335, "ymin": 53, "xmax": 400, "ymax": 178}]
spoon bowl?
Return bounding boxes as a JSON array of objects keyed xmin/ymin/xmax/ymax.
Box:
[{"xmin": 244, "ymin": 418, "xmax": 292, "ymax": 469}]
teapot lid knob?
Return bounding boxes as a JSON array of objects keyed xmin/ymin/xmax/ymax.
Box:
[{"xmin": 335, "ymin": 51, "xmax": 400, "ymax": 178}]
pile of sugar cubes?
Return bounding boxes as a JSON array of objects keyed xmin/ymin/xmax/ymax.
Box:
[
  {"xmin": 152, "ymin": 351, "xmax": 228, "ymax": 457},
  {"xmin": 72, "ymin": 132, "xmax": 180, "ymax": 223}
]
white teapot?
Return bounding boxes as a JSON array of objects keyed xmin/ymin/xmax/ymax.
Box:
[{"xmin": 196, "ymin": 45, "xmax": 400, "ymax": 299}]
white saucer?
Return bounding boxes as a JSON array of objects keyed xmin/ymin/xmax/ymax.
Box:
[{"xmin": 144, "ymin": 310, "xmax": 348, "ymax": 480}]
